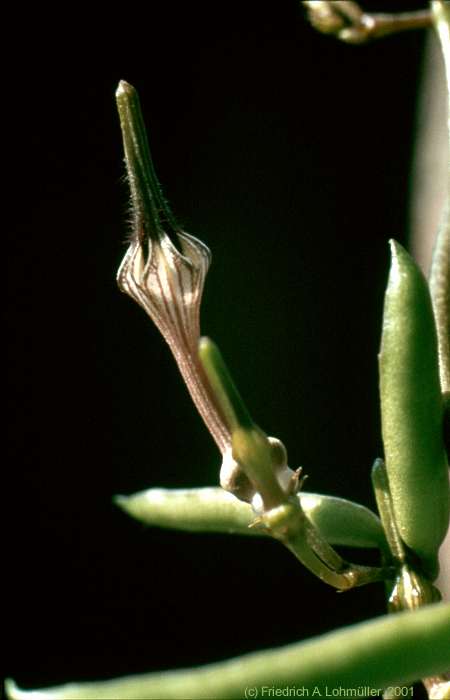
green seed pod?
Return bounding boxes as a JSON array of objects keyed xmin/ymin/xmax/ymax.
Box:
[{"xmin": 379, "ymin": 240, "xmax": 449, "ymax": 578}]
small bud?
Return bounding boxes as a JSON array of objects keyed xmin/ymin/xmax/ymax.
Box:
[{"xmin": 388, "ymin": 565, "xmax": 441, "ymax": 613}]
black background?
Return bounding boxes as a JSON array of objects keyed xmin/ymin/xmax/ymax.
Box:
[{"xmin": 7, "ymin": 0, "xmax": 430, "ymax": 693}]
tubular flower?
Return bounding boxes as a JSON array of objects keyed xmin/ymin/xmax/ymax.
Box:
[{"xmin": 116, "ymin": 80, "xmax": 230, "ymax": 457}]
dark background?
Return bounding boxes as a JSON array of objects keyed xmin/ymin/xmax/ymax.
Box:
[{"xmin": 7, "ymin": 0, "xmax": 429, "ymax": 693}]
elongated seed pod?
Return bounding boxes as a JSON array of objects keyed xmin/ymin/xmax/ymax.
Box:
[{"xmin": 379, "ymin": 240, "xmax": 449, "ymax": 578}]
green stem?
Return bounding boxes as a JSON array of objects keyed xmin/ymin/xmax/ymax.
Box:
[
  {"xmin": 262, "ymin": 499, "xmax": 387, "ymax": 590},
  {"xmin": 7, "ymin": 603, "xmax": 450, "ymax": 699}
]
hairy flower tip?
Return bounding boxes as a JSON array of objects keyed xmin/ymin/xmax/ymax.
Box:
[{"xmin": 115, "ymin": 79, "xmax": 211, "ymax": 352}]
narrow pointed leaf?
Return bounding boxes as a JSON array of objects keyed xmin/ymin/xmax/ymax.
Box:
[
  {"xmin": 6, "ymin": 603, "xmax": 450, "ymax": 699},
  {"xmin": 114, "ymin": 488, "xmax": 255, "ymax": 536},
  {"xmin": 115, "ymin": 487, "xmax": 386, "ymax": 550}
]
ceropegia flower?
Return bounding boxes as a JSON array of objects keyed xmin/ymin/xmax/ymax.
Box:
[
  {"xmin": 116, "ymin": 81, "xmax": 294, "ymax": 505},
  {"xmin": 116, "ymin": 81, "xmax": 230, "ymax": 453}
]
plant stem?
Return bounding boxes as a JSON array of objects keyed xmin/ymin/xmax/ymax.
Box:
[{"xmin": 262, "ymin": 499, "xmax": 387, "ymax": 590}]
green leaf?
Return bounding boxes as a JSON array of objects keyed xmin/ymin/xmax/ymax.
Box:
[
  {"xmin": 6, "ymin": 602, "xmax": 450, "ymax": 699},
  {"xmin": 114, "ymin": 487, "xmax": 255, "ymax": 536},
  {"xmin": 379, "ymin": 240, "xmax": 449, "ymax": 577},
  {"xmin": 300, "ymin": 492, "xmax": 387, "ymax": 550},
  {"xmin": 115, "ymin": 487, "xmax": 387, "ymax": 550}
]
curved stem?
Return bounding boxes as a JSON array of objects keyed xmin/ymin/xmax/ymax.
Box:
[{"xmin": 263, "ymin": 499, "xmax": 388, "ymax": 590}]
